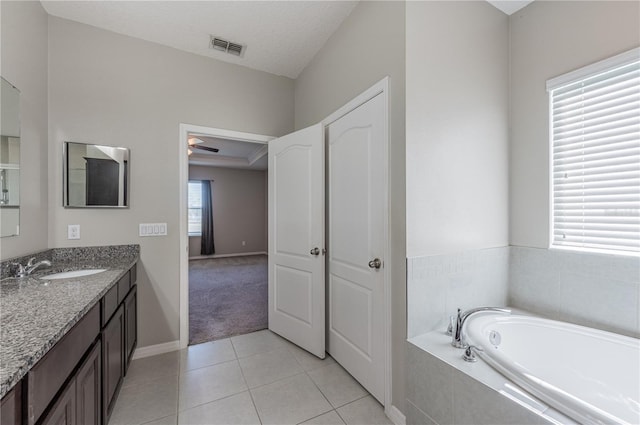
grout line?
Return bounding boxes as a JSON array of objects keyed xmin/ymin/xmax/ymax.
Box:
[
  {"xmin": 235, "ymin": 354, "xmax": 263, "ymax": 425},
  {"xmin": 296, "ymin": 409, "xmax": 342, "ymax": 425}
]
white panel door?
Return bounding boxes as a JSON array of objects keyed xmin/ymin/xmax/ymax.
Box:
[
  {"xmin": 268, "ymin": 124, "xmax": 325, "ymax": 358},
  {"xmin": 327, "ymin": 93, "xmax": 386, "ymax": 402}
]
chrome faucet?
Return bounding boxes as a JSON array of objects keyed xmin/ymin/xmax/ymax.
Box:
[
  {"xmin": 12, "ymin": 257, "xmax": 52, "ymax": 278},
  {"xmin": 450, "ymin": 307, "xmax": 511, "ymax": 348}
]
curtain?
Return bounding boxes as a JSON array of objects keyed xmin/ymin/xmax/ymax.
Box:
[{"xmin": 200, "ymin": 180, "xmax": 215, "ymax": 255}]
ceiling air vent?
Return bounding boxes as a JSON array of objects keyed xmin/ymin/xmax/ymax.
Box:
[{"xmin": 210, "ymin": 36, "xmax": 245, "ymax": 57}]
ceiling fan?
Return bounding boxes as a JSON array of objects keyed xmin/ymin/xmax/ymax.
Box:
[{"xmin": 188, "ymin": 137, "xmax": 219, "ymax": 155}]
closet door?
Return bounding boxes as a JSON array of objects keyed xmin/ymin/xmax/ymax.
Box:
[
  {"xmin": 268, "ymin": 124, "xmax": 326, "ymax": 358},
  {"xmin": 326, "ymin": 92, "xmax": 386, "ymax": 403}
]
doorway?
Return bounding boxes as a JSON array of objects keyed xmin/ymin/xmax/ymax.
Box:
[{"xmin": 179, "ymin": 124, "xmax": 273, "ymax": 348}]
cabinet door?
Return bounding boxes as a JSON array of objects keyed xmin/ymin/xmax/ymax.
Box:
[
  {"xmin": 102, "ymin": 305, "xmax": 124, "ymax": 425},
  {"xmin": 40, "ymin": 380, "xmax": 76, "ymax": 425},
  {"xmin": 0, "ymin": 381, "xmax": 22, "ymax": 425},
  {"xmin": 76, "ymin": 341, "xmax": 101, "ymax": 425},
  {"xmin": 124, "ymin": 285, "xmax": 137, "ymax": 374}
]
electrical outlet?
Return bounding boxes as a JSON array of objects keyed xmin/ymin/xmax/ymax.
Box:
[{"xmin": 68, "ymin": 224, "xmax": 80, "ymax": 240}]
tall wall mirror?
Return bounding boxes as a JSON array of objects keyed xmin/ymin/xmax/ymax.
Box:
[
  {"xmin": 1, "ymin": 78, "xmax": 21, "ymax": 237},
  {"xmin": 63, "ymin": 142, "xmax": 130, "ymax": 208}
]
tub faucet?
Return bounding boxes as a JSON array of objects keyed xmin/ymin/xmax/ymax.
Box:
[
  {"xmin": 451, "ymin": 306, "xmax": 511, "ymax": 348},
  {"xmin": 12, "ymin": 257, "xmax": 52, "ymax": 278}
]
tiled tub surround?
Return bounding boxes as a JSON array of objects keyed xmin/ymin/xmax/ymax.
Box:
[
  {"xmin": 407, "ymin": 247, "xmax": 510, "ymax": 338},
  {"xmin": 406, "ymin": 333, "xmax": 575, "ymax": 425},
  {"xmin": 509, "ymin": 246, "xmax": 640, "ymax": 338},
  {"xmin": 0, "ymin": 244, "xmax": 140, "ymax": 397},
  {"xmin": 407, "ymin": 246, "xmax": 639, "ymax": 424}
]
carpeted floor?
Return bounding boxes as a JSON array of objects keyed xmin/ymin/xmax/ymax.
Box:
[{"xmin": 189, "ymin": 255, "xmax": 268, "ymax": 345}]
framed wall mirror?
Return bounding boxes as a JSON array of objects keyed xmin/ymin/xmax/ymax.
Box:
[
  {"xmin": 1, "ymin": 77, "xmax": 21, "ymax": 237},
  {"xmin": 63, "ymin": 141, "xmax": 130, "ymax": 208}
]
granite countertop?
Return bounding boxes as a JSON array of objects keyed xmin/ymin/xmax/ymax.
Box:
[{"xmin": 0, "ymin": 246, "xmax": 139, "ymax": 398}]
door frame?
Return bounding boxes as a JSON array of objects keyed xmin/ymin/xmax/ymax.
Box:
[
  {"xmin": 178, "ymin": 123, "xmax": 273, "ymax": 349},
  {"xmin": 321, "ymin": 77, "xmax": 391, "ymax": 410}
]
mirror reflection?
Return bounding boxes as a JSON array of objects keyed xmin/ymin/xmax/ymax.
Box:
[
  {"xmin": 1, "ymin": 77, "xmax": 20, "ymax": 237},
  {"xmin": 64, "ymin": 142, "xmax": 129, "ymax": 208}
]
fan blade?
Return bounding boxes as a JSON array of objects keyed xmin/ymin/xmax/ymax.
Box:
[{"xmin": 191, "ymin": 145, "xmax": 219, "ymax": 153}]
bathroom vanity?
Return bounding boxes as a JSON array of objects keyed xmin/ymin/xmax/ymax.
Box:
[{"xmin": 0, "ymin": 245, "xmax": 139, "ymax": 425}]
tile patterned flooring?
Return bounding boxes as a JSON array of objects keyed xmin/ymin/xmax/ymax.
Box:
[{"xmin": 109, "ymin": 330, "xmax": 393, "ymax": 425}]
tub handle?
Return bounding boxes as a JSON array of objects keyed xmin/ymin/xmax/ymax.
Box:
[{"xmin": 462, "ymin": 345, "xmax": 483, "ymax": 363}]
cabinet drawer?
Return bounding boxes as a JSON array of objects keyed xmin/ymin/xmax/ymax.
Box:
[
  {"xmin": 101, "ymin": 284, "xmax": 118, "ymax": 326},
  {"xmin": 117, "ymin": 272, "xmax": 130, "ymax": 305},
  {"xmin": 28, "ymin": 304, "xmax": 100, "ymax": 425}
]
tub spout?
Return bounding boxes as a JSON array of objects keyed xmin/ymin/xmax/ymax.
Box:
[{"xmin": 452, "ymin": 307, "xmax": 511, "ymax": 348}]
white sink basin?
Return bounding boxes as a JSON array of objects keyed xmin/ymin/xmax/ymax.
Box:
[{"xmin": 40, "ymin": 269, "xmax": 107, "ymax": 280}]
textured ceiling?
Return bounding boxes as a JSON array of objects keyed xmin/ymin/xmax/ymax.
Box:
[{"xmin": 41, "ymin": 1, "xmax": 359, "ymax": 79}]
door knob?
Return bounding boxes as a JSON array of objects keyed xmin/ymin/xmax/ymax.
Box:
[
  {"xmin": 310, "ymin": 247, "xmax": 320, "ymax": 256},
  {"xmin": 368, "ymin": 258, "xmax": 381, "ymax": 269}
]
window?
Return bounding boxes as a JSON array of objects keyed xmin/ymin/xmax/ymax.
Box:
[
  {"xmin": 547, "ymin": 48, "xmax": 640, "ymax": 256},
  {"xmin": 188, "ymin": 181, "xmax": 202, "ymax": 235}
]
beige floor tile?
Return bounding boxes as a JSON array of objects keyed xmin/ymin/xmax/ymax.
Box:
[
  {"xmin": 336, "ymin": 396, "xmax": 392, "ymax": 425},
  {"xmin": 142, "ymin": 414, "xmax": 178, "ymax": 425},
  {"xmin": 177, "ymin": 391, "xmax": 260, "ymax": 425},
  {"xmin": 307, "ymin": 363, "xmax": 367, "ymax": 408},
  {"xmin": 180, "ymin": 338, "xmax": 237, "ymax": 372},
  {"xmin": 301, "ymin": 410, "xmax": 346, "ymax": 425},
  {"xmin": 123, "ymin": 351, "xmax": 180, "ymax": 388},
  {"xmin": 231, "ymin": 329, "xmax": 291, "ymax": 358},
  {"xmin": 179, "ymin": 360, "xmax": 248, "ymax": 411},
  {"xmin": 109, "ymin": 374, "xmax": 179, "ymax": 425},
  {"xmin": 251, "ymin": 373, "xmax": 332, "ymax": 425},
  {"xmin": 239, "ymin": 347, "xmax": 303, "ymax": 388},
  {"xmin": 287, "ymin": 344, "xmax": 336, "ymax": 372}
]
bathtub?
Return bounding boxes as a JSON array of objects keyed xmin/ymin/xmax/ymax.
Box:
[{"xmin": 465, "ymin": 313, "xmax": 640, "ymax": 425}]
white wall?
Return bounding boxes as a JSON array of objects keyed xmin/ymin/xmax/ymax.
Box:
[
  {"xmin": 406, "ymin": 1, "xmax": 509, "ymax": 258},
  {"xmin": 509, "ymin": 0, "xmax": 640, "ymax": 248},
  {"xmin": 188, "ymin": 166, "xmax": 267, "ymax": 257},
  {"xmin": 294, "ymin": 1, "xmax": 406, "ymax": 412},
  {"xmin": 0, "ymin": 1, "xmax": 49, "ymax": 259},
  {"xmin": 47, "ymin": 16, "xmax": 294, "ymax": 347}
]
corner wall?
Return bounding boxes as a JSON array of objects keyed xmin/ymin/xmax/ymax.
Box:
[
  {"xmin": 47, "ymin": 16, "xmax": 294, "ymax": 348},
  {"xmin": 0, "ymin": 1, "xmax": 49, "ymax": 259},
  {"xmin": 294, "ymin": 1, "xmax": 406, "ymax": 413},
  {"xmin": 406, "ymin": 1, "xmax": 509, "ymax": 259}
]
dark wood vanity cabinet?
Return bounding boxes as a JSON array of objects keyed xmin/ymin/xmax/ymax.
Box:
[
  {"xmin": 124, "ymin": 285, "xmax": 137, "ymax": 371},
  {"xmin": 101, "ymin": 305, "xmax": 124, "ymax": 424},
  {"xmin": 101, "ymin": 263, "xmax": 137, "ymax": 425},
  {"xmin": 1, "ymin": 381, "xmax": 22, "ymax": 425},
  {"xmin": 0, "ymin": 262, "xmax": 138, "ymax": 425},
  {"xmin": 40, "ymin": 340, "xmax": 101, "ymax": 425}
]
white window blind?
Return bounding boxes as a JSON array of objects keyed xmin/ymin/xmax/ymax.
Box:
[{"xmin": 548, "ymin": 48, "xmax": 640, "ymax": 256}]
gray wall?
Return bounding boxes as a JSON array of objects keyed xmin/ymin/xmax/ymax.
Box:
[
  {"xmin": 47, "ymin": 16, "xmax": 294, "ymax": 347},
  {"xmin": 0, "ymin": 1, "xmax": 49, "ymax": 259},
  {"xmin": 509, "ymin": 0, "xmax": 640, "ymax": 248},
  {"xmin": 188, "ymin": 166, "xmax": 267, "ymax": 257},
  {"xmin": 294, "ymin": 1, "xmax": 407, "ymax": 412},
  {"xmin": 406, "ymin": 1, "xmax": 509, "ymax": 258}
]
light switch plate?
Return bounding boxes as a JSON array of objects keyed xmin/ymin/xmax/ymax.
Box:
[
  {"xmin": 139, "ymin": 223, "xmax": 167, "ymax": 237},
  {"xmin": 68, "ymin": 224, "xmax": 80, "ymax": 240}
]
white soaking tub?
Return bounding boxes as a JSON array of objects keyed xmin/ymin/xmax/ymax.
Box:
[{"xmin": 465, "ymin": 313, "xmax": 640, "ymax": 425}]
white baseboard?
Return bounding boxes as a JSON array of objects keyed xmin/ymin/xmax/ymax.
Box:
[
  {"xmin": 131, "ymin": 340, "xmax": 180, "ymax": 360},
  {"xmin": 386, "ymin": 405, "xmax": 406, "ymax": 425},
  {"xmin": 189, "ymin": 251, "xmax": 267, "ymax": 261}
]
